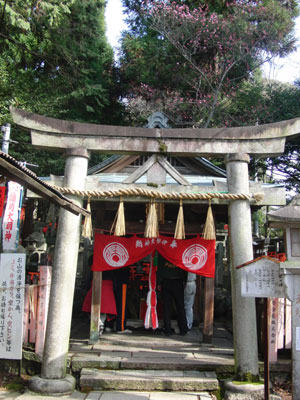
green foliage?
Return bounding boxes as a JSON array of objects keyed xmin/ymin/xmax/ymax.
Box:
[
  {"xmin": 212, "ymin": 388, "xmax": 222, "ymax": 400},
  {"xmin": 120, "ymin": 0, "xmax": 298, "ymax": 128},
  {"xmin": 226, "ymin": 79, "xmax": 300, "ymax": 127},
  {"xmin": 232, "ymin": 372, "xmax": 263, "ymax": 384},
  {"xmin": 225, "ymin": 79, "xmax": 300, "ymax": 190},
  {"xmin": 0, "ymin": 0, "xmax": 123, "ymax": 176},
  {"xmin": 232, "ymin": 379, "xmax": 264, "ymax": 385},
  {"xmin": 5, "ymin": 381, "xmax": 26, "ymax": 392},
  {"xmin": 231, "ymin": 370, "xmax": 262, "ymax": 384}
]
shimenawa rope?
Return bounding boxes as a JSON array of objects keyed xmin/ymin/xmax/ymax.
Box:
[{"xmin": 50, "ymin": 185, "xmax": 264, "ymax": 202}]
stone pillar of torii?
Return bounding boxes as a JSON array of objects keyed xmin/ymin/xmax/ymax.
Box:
[
  {"xmin": 29, "ymin": 147, "xmax": 90, "ymax": 393},
  {"xmin": 11, "ymin": 107, "xmax": 300, "ymax": 394}
]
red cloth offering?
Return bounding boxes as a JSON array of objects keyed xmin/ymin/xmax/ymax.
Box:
[{"xmin": 82, "ymin": 279, "xmax": 117, "ymax": 315}]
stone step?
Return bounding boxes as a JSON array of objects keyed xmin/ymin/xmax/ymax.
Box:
[
  {"xmin": 71, "ymin": 353, "xmax": 234, "ymax": 375},
  {"xmin": 83, "ymin": 391, "xmax": 214, "ymax": 399},
  {"xmin": 70, "ymin": 336, "xmax": 234, "ymax": 376},
  {"xmin": 80, "ymin": 368, "xmax": 219, "ymax": 393}
]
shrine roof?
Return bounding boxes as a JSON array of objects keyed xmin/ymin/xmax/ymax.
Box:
[
  {"xmin": 0, "ymin": 151, "xmax": 90, "ymax": 216},
  {"xmin": 268, "ymin": 194, "xmax": 300, "ymax": 223}
]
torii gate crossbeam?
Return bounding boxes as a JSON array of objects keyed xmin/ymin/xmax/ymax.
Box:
[{"xmin": 11, "ymin": 106, "xmax": 300, "ymax": 156}]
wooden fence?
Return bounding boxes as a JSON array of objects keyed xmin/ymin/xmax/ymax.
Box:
[{"xmin": 23, "ymin": 265, "xmax": 52, "ymax": 356}]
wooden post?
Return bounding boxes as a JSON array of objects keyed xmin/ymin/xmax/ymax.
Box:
[
  {"xmin": 202, "ymin": 277, "xmax": 214, "ymax": 344},
  {"xmin": 194, "ymin": 275, "xmax": 202, "ymax": 328},
  {"xmin": 23, "ymin": 284, "xmax": 30, "ymax": 344},
  {"xmin": 28, "ymin": 285, "xmax": 38, "ymax": 343},
  {"xmin": 215, "ymin": 242, "xmax": 224, "ymax": 287},
  {"xmin": 264, "ymin": 298, "xmax": 270, "ymax": 400},
  {"xmin": 277, "ymin": 298, "xmax": 284, "ymax": 350},
  {"xmin": 285, "ymin": 299, "xmax": 292, "ymax": 349},
  {"xmin": 90, "ymin": 271, "xmax": 102, "ymax": 342},
  {"xmin": 269, "ymin": 298, "xmax": 278, "ymax": 362}
]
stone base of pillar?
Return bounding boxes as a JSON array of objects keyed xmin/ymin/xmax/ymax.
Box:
[
  {"xmin": 224, "ymin": 379, "xmax": 265, "ymax": 400},
  {"xmin": 28, "ymin": 374, "xmax": 75, "ymax": 395}
]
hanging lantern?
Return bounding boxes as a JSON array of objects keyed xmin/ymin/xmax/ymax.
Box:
[
  {"xmin": 144, "ymin": 199, "xmax": 159, "ymax": 238},
  {"xmin": 174, "ymin": 199, "xmax": 185, "ymax": 239},
  {"xmin": 202, "ymin": 200, "xmax": 216, "ymax": 240},
  {"xmin": 111, "ymin": 196, "xmax": 126, "ymax": 236},
  {"xmin": 82, "ymin": 197, "xmax": 93, "ymax": 239}
]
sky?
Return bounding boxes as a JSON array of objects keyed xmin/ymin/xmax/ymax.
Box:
[
  {"xmin": 105, "ymin": 0, "xmax": 127, "ymax": 51},
  {"xmin": 262, "ymin": 16, "xmax": 300, "ymax": 83},
  {"xmin": 105, "ymin": 0, "xmax": 300, "ymax": 83}
]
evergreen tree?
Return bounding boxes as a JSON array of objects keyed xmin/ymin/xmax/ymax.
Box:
[{"xmin": 0, "ymin": 0, "xmax": 122, "ymax": 175}]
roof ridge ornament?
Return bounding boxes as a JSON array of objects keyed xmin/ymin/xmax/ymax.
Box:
[{"xmin": 145, "ymin": 112, "xmax": 170, "ymax": 129}]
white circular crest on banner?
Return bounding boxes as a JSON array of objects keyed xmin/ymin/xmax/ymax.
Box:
[
  {"xmin": 182, "ymin": 244, "xmax": 208, "ymax": 271},
  {"xmin": 103, "ymin": 242, "xmax": 129, "ymax": 267}
]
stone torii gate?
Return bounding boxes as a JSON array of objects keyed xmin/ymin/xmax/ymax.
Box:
[{"xmin": 11, "ymin": 107, "xmax": 300, "ymax": 394}]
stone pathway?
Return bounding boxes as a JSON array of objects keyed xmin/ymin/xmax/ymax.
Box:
[{"xmin": 0, "ymin": 390, "xmax": 214, "ymax": 399}]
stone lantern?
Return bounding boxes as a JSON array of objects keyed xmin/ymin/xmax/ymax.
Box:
[
  {"xmin": 24, "ymin": 231, "xmax": 48, "ymax": 275},
  {"xmin": 268, "ymin": 194, "xmax": 300, "ymax": 399}
]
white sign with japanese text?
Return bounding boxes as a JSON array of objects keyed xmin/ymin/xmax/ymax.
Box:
[
  {"xmin": 2, "ymin": 182, "xmax": 23, "ymax": 251},
  {"xmin": 241, "ymin": 257, "xmax": 286, "ymax": 298},
  {"xmin": 0, "ymin": 253, "xmax": 25, "ymax": 359}
]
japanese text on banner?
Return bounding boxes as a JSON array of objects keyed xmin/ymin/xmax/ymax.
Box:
[
  {"xmin": 0, "ymin": 253, "xmax": 26, "ymax": 359},
  {"xmin": 2, "ymin": 182, "xmax": 23, "ymax": 251}
]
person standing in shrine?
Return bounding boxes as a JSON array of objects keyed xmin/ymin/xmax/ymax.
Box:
[
  {"xmin": 157, "ymin": 254, "xmax": 188, "ymax": 336},
  {"xmin": 184, "ymin": 272, "xmax": 197, "ymax": 330}
]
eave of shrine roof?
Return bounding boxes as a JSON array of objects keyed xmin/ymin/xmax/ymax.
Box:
[
  {"xmin": 0, "ymin": 151, "xmax": 89, "ymax": 216},
  {"xmin": 88, "ymin": 155, "xmax": 120, "ymax": 175},
  {"xmin": 96, "ymin": 173, "xmax": 227, "ymax": 185},
  {"xmin": 268, "ymin": 194, "xmax": 300, "ymax": 223},
  {"xmin": 88, "ymin": 155, "xmax": 227, "ymax": 178}
]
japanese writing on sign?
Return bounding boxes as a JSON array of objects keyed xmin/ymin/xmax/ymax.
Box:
[
  {"xmin": 241, "ymin": 258, "xmax": 286, "ymax": 298},
  {"xmin": 2, "ymin": 182, "xmax": 22, "ymax": 251},
  {"xmin": 0, "ymin": 253, "xmax": 25, "ymax": 359},
  {"xmin": 35, "ymin": 266, "xmax": 52, "ymax": 356},
  {"xmin": 135, "ymin": 237, "xmax": 173, "ymax": 248}
]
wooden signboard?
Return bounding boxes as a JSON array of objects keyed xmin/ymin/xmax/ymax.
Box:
[
  {"xmin": 0, "ymin": 253, "xmax": 25, "ymax": 359},
  {"xmin": 240, "ymin": 257, "xmax": 286, "ymax": 298}
]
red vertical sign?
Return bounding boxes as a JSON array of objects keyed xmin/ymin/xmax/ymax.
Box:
[{"xmin": 0, "ymin": 186, "xmax": 5, "ymax": 217}]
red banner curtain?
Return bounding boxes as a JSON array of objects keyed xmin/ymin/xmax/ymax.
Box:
[{"xmin": 92, "ymin": 233, "xmax": 215, "ymax": 278}]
